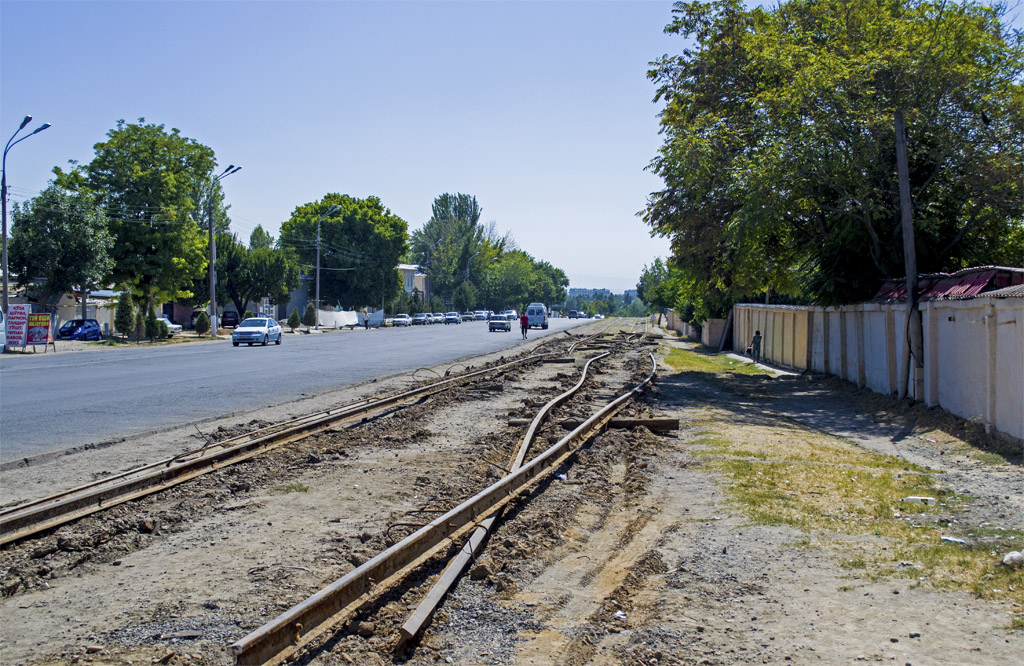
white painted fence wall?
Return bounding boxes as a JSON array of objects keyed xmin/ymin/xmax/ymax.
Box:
[{"xmin": 733, "ymin": 298, "xmax": 1023, "ymax": 443}]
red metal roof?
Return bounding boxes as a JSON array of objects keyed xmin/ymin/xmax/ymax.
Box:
[{"xmin": 872, "ymin": 266, "xmax": 1024, "ymax": 302}]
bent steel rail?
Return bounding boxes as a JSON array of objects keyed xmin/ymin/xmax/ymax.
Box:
[{"xmin": 228, "ymin": 351, "xmax": 656, "ymax": 665}]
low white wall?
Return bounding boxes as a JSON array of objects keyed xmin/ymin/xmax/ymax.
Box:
[
  {"xmin": 734, "ymin": 298, "xmax": 1024, "ymax": 443},
  {"xmin": 317, "ymin": 310, "xmax": 359, "ymax": 328}
]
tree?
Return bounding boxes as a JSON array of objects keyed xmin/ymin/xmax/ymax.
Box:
[
  {"xmin": 280, "ymin": 194, "xmax": 408, "ymax": 308},
  {"xmin": 133, "ymin": 309, "xmax": 145, "ymax": 343},
  {"xmin": 114, "ymin": 289, "xmax": 135, "ymax": 341},
  {"xmin": 249, "ymin": 225, "xmax": 274, "ymax": 250},
  {"xmin": 453, "ymin": 281, "xmax": 477, "ymax": 312},
  {"xmin": 8, "ymin": 185, "xmax": 114, "ymax": 317},
  {"xmin": 194, "ymin": 310, "xmax": 210, "ymax": 337},
  {"xmin": 53, "ymin": 118, "xmax": 217, "ymax": 303},
  {"xmin": 302, "ymin": 302, "xmax": 317, "ymax": 331},
  {"xmin": 645, "ymin": 0, "xmax": 1024, "ymax": 306},
  {"xmin": 287, "ymin": 308, "xmax": 301, "ymax": 333},
  {"xmin": 145, "ymin": 302, "xmax": 159, "ymax": 341}
]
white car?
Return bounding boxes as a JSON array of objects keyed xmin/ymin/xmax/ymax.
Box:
[
  {"xmin": 431, "ymin": 313, "xmax": 445, "ymax": 324},
  {"xmin": 392, "ymin": 314, "xmax": 412, "ymax": 327},
  {"xmin": 231, "ymin": 317, "xmax": 283, "ymax": 347},
  {"xmin": 158, "ymin": 316, "xmax": 183, "ymax": 337},
  {"xmin": 444, "ymin": 312, "xmax": 461, "ymax": 325}
]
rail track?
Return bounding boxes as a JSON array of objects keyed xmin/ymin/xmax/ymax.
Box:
[
  {"xmin": 0, "ymin": 322, "xmax": 637, "ymax": 547},
  {"xmin": 229, "ymin": 335, "xmax": 657, "ymax": 665},
  {"xmin": 1, "ymin": 319, "xmax": 660, "ymax": 666}
]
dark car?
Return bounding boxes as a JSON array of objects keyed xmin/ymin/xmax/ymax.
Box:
[
  {"xmin": 221, "ymin": 311, "xmax": 240, "ymax": 328},
  {"xmin": 57, "ymin": 318, "xmax": 103, "ymax": 341}
]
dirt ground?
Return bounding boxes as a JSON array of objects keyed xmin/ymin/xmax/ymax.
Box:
[{"xmin": 1, "ymin": 325, "xmax": 1021, "ymax": 666}]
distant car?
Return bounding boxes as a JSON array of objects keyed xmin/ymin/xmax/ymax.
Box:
[
  {"xmin": 503, "ymin": 309, "xmax": 518, "ymax": 319},
  {"xmin": 593, "ymin": 313, "xmax": 604, "ymax": 319},
  {"xmin": 488, "ymin": 314, "xmax": 512, "ymax": 332},
  {"xmin": 461, "ymin": 311, "xmax": 475, "ymax": 322},
  {"xmin": 431, "ymin": 313, "xmax": 445, "ymax": 324},
  {"xmin": 56, "ymin": 318, "xmax": 103, "ymax": 341},
  {"xmin": 568, "ymin": 310, "xmax": 581, "ymax": 319},
  {"xmin": 392, "ymin": 314, "xmax": 412, "ymax": 327},
  {"xmin": 444, "ymin": 312, "xmax": 461, "ymax": 325},
  {"xmin": 158, "ymin": 316, "xmax": 182, "ymax": 337},
  {"xmin": 473, "ymin": 310, "xmax": 487, "ymax": 321},
  {"xmin": 232, "ymin": 317, "xmax": 283, "ymax": 347},
  {"xmin": 221, "ymin": 311, "xmax": 240, "ymax": 328},
  {"xmin": 411, "ymin": 313, "xmax": 430, "ymax": 325}
]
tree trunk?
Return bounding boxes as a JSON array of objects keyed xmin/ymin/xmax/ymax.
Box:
[{"xmin": 895, "ymin": 110, "xmax": 924, "ymax": 399}]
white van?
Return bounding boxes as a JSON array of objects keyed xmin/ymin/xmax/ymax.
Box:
[{"xmin": 525, "ymin": 303, "xmax": 548, "ymax": 330}]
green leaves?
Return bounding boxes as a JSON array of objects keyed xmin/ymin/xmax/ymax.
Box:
[
  {"xmin": 280, "ymin": 194, "xmax": 409, "ymax": 308},
  {"xmin": 646, "ymin": 0, "xmax": 1024, "ymax": 308}
]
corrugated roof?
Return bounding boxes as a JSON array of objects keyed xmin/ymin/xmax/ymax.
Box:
[
  {"xmin": 872, "ymin": 266, "xmax": 1024, "ymax": 302},
  {"xmin": 981, "ymin": 284, "xmax": 1024, "ymax": 299}
]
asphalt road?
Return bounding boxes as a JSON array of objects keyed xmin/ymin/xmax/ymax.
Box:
[{"xmin": 0, "ymin": 318, "xmax": 587, "ymax": 462}]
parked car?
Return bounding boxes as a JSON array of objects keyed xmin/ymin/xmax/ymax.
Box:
[
  {"xmin": 568, "ymin": 310, "xmax": 581, "ymax": 319},
  {"xmin": 430, "ymin": 313, "xmax": 445, "ymax": 324},
  {"xmin": 221, "ymin": 311, "xmax": 240, "ymax": 328},
  {"xmin": 503, "ymin": 309, "xmax": 518, "ymax": 319},
  {"xmin": 473, "ymin": 310, "xmax": 487, "ymax": 321},
  {"xmin": 57, "ymin": 318, "xmax": 103, "ymax": 341},
  {"xmin": 392, "ymin": 313, "xmax": 412, "ymax": 327},
  {"xmin": 444, "ymin": 312, "xmax": 461, "ymax": 325},
  {"xmin": 488, "ymin": 314, "xmax": 512, "ymax": 332},
  {"xmin": 158, "ymin": 316, "xmax": 182, "ymax": 337},
  {"xmin": 231, "ymin": 317, "xmax": 283, "ymax": 347},
  {"xmin": 461, "ymin": 311, "xmax": 475, "ymax": 322},
  {"xmin": 411, "ymin": 313, "xmax": 430, "ymax": 325}
]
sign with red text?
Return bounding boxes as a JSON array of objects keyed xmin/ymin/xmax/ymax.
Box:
[{"xmin": 5, "ymin": 304, "xmax": 30, "ymax": 347}]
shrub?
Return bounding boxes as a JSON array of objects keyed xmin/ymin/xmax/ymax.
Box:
[
  {"xmin": 194, "ymin": 311, "xmax": 210, "ymax": 337},
  {"xmin": 287, "ymin": 308, "xmax": 301, "ymax": 332},
  {"xmin": 243, "ymin": 310, "xmax": 254, "ymax": 320},
  {"xmin": 133, "ymin": 309, "xmax": 145, "ymax": 343},
  {"xmin": 156, "ymin": 320, "xmax": 169, "ymax": 339},
  {"xmin": 144, "ymin": 304, "xmax": 159, "ymax": 341},
  {"xmin": 114, "ymin": 290, "xmax": 134, "ymax": 341},
  {"xmin": 302, "ymin": 302, "xmax": 317, "ymax": 330}
]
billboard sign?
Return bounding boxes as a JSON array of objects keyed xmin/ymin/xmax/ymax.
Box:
[{"xmin": 5, "ymin": 304, "xmax": 30, "ymax": 347}]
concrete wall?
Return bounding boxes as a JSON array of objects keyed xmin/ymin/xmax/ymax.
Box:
[
  {"xmin": 662, "ymin": 310, "xmax": 700, "ymax": 339},
  {"xmin": 700, "ymin": 318, "xmax": 728, "ymax": 347},
  {"xmin": 733, "ymin": 299, "xmax": 1024, "ymax": 443}
]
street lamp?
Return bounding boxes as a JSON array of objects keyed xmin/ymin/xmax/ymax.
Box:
[
  {"xmin": 315, "ymin": 204, "xmax": 341, "ymax": 329},
  {"xmin": 208, "ymin": 164, "xmax": 241, "ymax": 334},
  {"xmin": 2, "ymin": 115, "xmax": 51, "ymax": 312},
  {"xmin": 464, "ymin": 251, "xmax": 480, "ymax": 282}
]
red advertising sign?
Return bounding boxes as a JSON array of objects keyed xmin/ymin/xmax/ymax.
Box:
[{"xmin": 26, "ymin": 313, "xmax": 53, "ymax": 345}]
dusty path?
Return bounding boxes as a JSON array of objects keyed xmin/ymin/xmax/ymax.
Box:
[{"xmin": 1, "ymin": 326, "xmax": 1020, "ymax": 666}]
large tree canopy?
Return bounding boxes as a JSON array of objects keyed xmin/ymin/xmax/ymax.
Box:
[
  {"xmin": 9, "ymin": 185, "xmax": 114, "ymax": 304},
  {"xmin": 279, "ymin": 194, "xmax": 408, "ymax": 307},
  {"xmin": 644, "ymin": 0, "xmax": 1023, "ymax": 311},
  {"xmin": 53, "ymin": 119, "xmax": 222, "ymax": 303}
]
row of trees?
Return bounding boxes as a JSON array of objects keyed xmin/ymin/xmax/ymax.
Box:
[
  {"xmin": 641, "ymin": 0, "xmax": 1023, "ymax": 322},
  {"xmin": 404, "ymin": 193, "xmax": 569, "ymax": 313},
  {"xmin": 8, "ymin": 122, "xmax": 570, "ymax": 322}
]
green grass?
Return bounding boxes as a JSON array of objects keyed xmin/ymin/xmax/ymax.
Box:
[
  {"xmin": 275, "ymin": 482, "xmax": 309, "ymax": 494},
  {"xmin": 663, "ymin": 347, "xmax": 772, "ymax": 376}
]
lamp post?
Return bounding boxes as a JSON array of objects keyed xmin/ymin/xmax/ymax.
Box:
[
  {"xmin": 464, "ymin": 251, "xmax": 480, "ymax": 282},
  {"xmin": 315, "ymin": 204, "xmax": 341, "ymax": 329},
  {"xmin": 208, "ymin": 165, "xmax": 241, "ymax": 335},
  {"xmin": 2, "ymin": 115, "xmax": 51, "ymax": 312}
]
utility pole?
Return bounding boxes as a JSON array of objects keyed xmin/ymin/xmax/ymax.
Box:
[
  {"xmin": 315, "ymin": 205, "xmax": 341, "ymax": 329},
  {"xmin": 895, "ymin": 110, "xmax": 923, "ymax": 399},
  {"xmin": 209, "ymin": 165, "xmax": 241, "ymax": 335}
]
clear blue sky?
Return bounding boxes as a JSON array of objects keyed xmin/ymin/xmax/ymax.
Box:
[{"xmin": 1, "ymin": 0, "xmax": 683, "ymax": 293}]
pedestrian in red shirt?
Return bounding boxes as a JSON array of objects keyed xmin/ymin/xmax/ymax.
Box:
[{"xmin": 520, "ymin": 313, "xmax": 529, "ymax": 339}]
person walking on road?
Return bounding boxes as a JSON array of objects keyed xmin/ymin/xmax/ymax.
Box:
[
  {"xmin": 749, "ymin": 330, "xmax": 762, "ymax": 364},
  {"xmin": 520, "ymin": 313, "xmax": 529, "ymax": 339},
  {"xmin": 363, "ymin": 312, "xmax": 369, "ymax": 329}
]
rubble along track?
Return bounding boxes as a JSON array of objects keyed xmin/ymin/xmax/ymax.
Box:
[
  {"xmin": 0, "ymin": 327, "xmax": 622, "ymax": 548},
  {"xmin": 0, "ymin": 320, "xmax": 659, "ymax": 665},
  {"xmin": 229, "ymin": 343, "xmax": 657, "ymax": 666}
]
